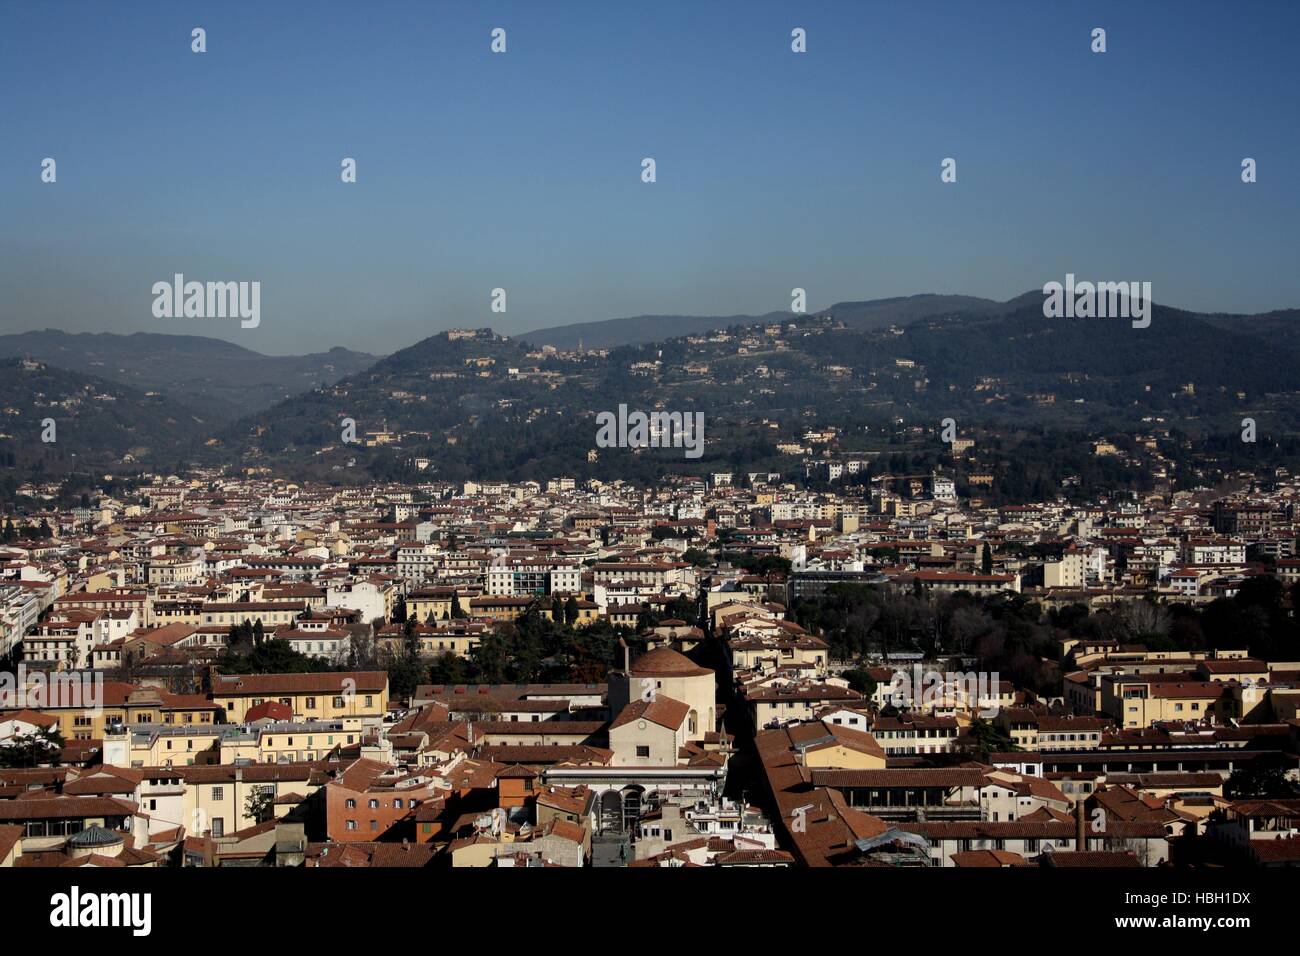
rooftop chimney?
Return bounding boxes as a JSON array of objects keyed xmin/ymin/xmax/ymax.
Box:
[{"xmin": 1074, "ymin": 799, "xmax": 1086, "ymax": 852}]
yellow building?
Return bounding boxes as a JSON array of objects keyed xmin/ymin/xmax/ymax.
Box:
[
  {"xmin": 29, "ymin": 681, "xmax": 217, "ymax": 742},
  {"xmin": 406, "ymin": 588, "xmax": 473, "ymax": 623},
  {"xmin": 788, "ymin": 721, "xmax": 887, "ymax": 769},
  {"xmin": 218, "ymin": 721, "xmax": 366, "ymax": 764},
  {"xmin": 200, "ymin": 601, "xmax": 305, "ymax": 628},
  {"xmin": 102, "ymin": 726, "xmax": 223, "ymax": 767},
  {"xmin": 211, "ymin": 671, "xmax": 389, "ymax": 722},
  {"xmin": 1101, "ymin": 677, "xmax": 1231, "ymax": 728},
  {"xmin": 467, "ymin": 595, "xmax": 533, "ymax": 621},
  {"xmin": 180, "ymin": 763, "xmax": 326, "ymax": 839},
  {"xmin": 375, "ymin": 622, "xmax": 485, "ymax": 659},
  {"xmin": 540, "ymin": 599, "xmax": 600, "ymax": 627}
]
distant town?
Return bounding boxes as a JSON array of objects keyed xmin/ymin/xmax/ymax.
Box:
[{"xmin": 1, "ymin": 464, "xmax": 1297, "ymax": 869}]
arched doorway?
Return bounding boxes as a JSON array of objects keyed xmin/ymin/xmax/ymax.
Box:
[
  {"xmin": 598, "ymin": 790, "xmax": 624, "ymax": 834},
  {"xmin": 621, "ymin": 785, "xmax": 644, "ymax": 833}
]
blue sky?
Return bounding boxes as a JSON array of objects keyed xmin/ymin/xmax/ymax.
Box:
[{"xmin": 1, "ymin": 0, "xmax": 1297, "ymax": 354}]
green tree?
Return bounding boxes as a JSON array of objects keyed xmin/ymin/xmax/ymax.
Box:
[
  {"xmin": 470, "ymin": 632, "xmax": 509, "ymax": 683},
  {"xmin": 428, "ymin": 651, "xmax": 468, "ymax": 684},
  {"xmin": 1225, "ymin": 753, "xmax": 1299, "ymax": 800},
  {"xmin": 245, "ymin": 787, "xmax": 274, "ymax": 824},
  {"xmin": 840, "ymin": 668, "xmax": 878, "ymax": 697},
  {"xmin": 218, "ymin": 639, "xmax": 327, "ymax": 675},
  {"xmin": 403, "ymin": 617, "xmax": 421, "ymax": 660},
  {"xmin": 682, "ymin": 547, "xmax": 712, "ymax": 568},
  {"xmin": 957, "ymin": 716, "xmax": 1017, "ymax": 758},
  {"xmin": 0, "ymin": 727, "xmax": 64, "ymax": 767}
]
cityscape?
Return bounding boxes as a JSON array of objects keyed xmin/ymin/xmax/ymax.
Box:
[
  {"xmin": 1, "ymin": 440, "xmax": 1299, "ymax": 876},
  {"xmin": 2, "ymin": 0, "xmax": 1295, "ymax": 937}
]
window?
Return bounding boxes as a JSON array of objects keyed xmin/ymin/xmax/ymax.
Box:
[
  {"xmin": 212, "ymin": 818, "xmax": 224, "ymax": 837},
  {"xmin": 346, "ymin": 820, "xmax": 356, "ymax": 831},
  {"xmin": 346, "ymin": 799, "xmax": 356, "ymax": 809},
  {"xmin": 305, "ymin": 697, "xmax": 316, "ymax": 708},
  {"xmin": 369, "ymin": 799, "xmax": 379, "ymax": 809},
  {"xmin": 636, "ymin": 745, "xmax": 650, "ymax": 758},
  {"xmin": 212, "ymin": 787, "xmax": 224, "ymax": 800}
]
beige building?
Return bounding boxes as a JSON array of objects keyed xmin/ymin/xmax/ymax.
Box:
[
  {"xmin": 1100, "ymin": 676, "xmax": 1232, "ymax": 728},
  {"xmin": 608, "ymin": 645, "xmax": 716, "ymax": 743},
  {"xmin": 211, "ymin": 671, "xmax": 390, "ymax": 723},
  {"xmin": 609, "ymin": 696, "xmax": 691, "ymax": 766}
]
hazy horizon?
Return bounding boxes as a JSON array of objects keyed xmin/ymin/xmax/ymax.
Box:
[
  {"xmin": 4, "ymin": 0, "xmax": 1298, "ymax": 354},
  {"xmin": 5, "ymin": 281, "xmax": 1296, "ymax": 358}
]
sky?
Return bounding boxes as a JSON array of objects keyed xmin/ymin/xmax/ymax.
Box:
[{"xmin": 1, "ymin": 0, "xmax": 1297, "ymax": 355}]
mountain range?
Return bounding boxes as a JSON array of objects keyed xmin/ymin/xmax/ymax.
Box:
[
  {"xmin": 520, "ymin": 294, "xmax": 1001, "ymax": 349},
  {"xmin": 0, "ymin": 330, "xmax": 376, "ymax": 421},
  {"xmin": 2, "ymin": 293, "xmax": 1297, "ymax": 487}
]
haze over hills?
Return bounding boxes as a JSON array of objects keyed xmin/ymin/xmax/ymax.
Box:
[
  {"xmin": 0, "ymin": 330, "xmax": 377, "ymax": 421},
  {"xmin": 522, "ymin": 294, "xmax": 1001, "ymax": 349},
  {"xmin": 0, "ymin": 357, "xmax": 207, "ymax": 473},
  {"xmin": 4, "ymin": 292, "xmax": 1299, "ymax": 485},
  {"xmin": 202, "ymin": 293, "xmax": 1300, "ymax": 488}
]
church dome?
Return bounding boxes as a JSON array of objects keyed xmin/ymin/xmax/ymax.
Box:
[
  {"xmin": 628, "ymin": 646, "xmax": 711, "ymax": 678},
  {"xmin": 68, "ymin": 825, "xmax": 125, "ymax": 859}
]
